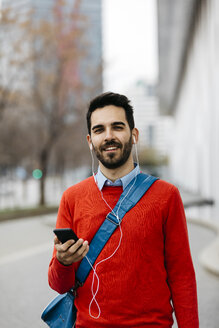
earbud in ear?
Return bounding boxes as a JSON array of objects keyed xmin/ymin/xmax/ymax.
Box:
[
  {"xmin": 133, "ymin": 136, "xmax": 136, "ymax": 144},
  {"xmin": 90, "ymin": 144, "xmax": 93, "ymax": 150}
]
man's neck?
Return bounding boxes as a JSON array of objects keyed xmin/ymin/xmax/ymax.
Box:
[{"xmin": 99, "ymin": 157, "xmax": 135, "ymax": 182}]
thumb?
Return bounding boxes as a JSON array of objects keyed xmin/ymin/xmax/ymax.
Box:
[{"xmin": 54, "ymin": 235, "xmax": 61, "ymax": 245}]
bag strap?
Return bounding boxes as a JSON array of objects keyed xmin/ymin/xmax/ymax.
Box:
[{"xmin": 75, "ymin": 173, "xmax": 158, "ymax": 284}]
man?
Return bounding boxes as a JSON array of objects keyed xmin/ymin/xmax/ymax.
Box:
[{"xmin": 48, "ymin": 92, "xmax": 199, "ymax": 327}]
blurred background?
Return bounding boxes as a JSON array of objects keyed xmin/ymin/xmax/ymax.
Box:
[{"xmin": 0, "ymin": 0, "xmax": 219, "ymax": 327}]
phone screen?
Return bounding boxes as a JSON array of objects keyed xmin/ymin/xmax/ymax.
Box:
[{"xmin": 53, "ymin": 228, "xmax": 79, "ymax": 244}]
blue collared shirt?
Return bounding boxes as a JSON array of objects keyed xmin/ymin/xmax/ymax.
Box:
[{"xmin": 95, "ymin": 164, "xmax": 140, "ymax": 191}]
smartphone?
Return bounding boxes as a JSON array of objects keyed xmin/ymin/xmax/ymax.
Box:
[{"xmin": 53, "ymin": 228, "xmax": 79, "ymax": 244}]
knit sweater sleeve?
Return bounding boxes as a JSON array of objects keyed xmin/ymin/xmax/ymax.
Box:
[
  {"xmin": 164, "ymin": 186, "xmax": 199, "ymax": 327},
  {"xmin": 48, "ymin": 191, "xmax": 77, "ymax": 294}
]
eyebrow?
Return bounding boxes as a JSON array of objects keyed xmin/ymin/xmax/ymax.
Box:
[
  {"xmin": 92, "ymin": 124, "xmax": 104, "ymax": 131},
  {"xmin": 111, "ymin": 121, "xmax": 126, "ymax": 127},
  {"xmin": 92, "ymin": 121, "xmax": 126, "ymax": 131}
]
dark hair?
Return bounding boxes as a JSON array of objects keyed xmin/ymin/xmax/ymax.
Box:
[{"xmin": 86, "ymin": 92, "xmax": 135, "ymax": 135}]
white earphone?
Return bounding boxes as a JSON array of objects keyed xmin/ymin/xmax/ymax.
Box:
[{"xmin": 88, "ymin": 131, "xmax": 140, "ymax": 320}]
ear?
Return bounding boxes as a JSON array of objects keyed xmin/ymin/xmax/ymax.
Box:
[
  {"xmin": 86, "ymin": 134, "xmax": 93, "ymax": 150},
  {"xmin": 132, "ymin": 128, "xmax": 139, "ymax": 144}
]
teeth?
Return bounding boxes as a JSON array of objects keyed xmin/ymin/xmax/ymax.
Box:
[{"xmin": 106, "ymin": 147, "xmax": 117, "ymax": 151}]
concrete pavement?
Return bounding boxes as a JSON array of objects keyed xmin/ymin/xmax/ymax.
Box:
[
  {"xmin": 0, "ymin": 215, "xmax": 57, "ymax": 328},
  {"xmin": 179, "ymin": 187, "xmax": 219, "ymax": 276}
]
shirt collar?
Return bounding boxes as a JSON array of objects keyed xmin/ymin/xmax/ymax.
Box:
[{"xmin": 95, "ymin": 163, "xmax": 140, "ymax": 191}]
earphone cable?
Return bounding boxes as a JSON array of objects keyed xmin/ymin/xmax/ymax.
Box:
[{"xmin": 87, "ymin": 143, "xmax": 140, "ymax": 318}]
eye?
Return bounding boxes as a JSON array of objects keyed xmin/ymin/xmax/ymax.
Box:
[
  {"xmin": 94, "ymin": 127, "xmax": 104, "ymax": 134},
  {"xmin": 113, "ymin": 125, "xmax": 124, "ymax": 130}
]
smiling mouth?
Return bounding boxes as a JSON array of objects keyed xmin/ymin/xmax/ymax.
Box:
[
  {"xmin": 101, "ymin": 142, "xmax": 121, "ymax": 152},
  {"xmin": 104, "ymin": 146, "xmax": 118, "ymax": 152}
]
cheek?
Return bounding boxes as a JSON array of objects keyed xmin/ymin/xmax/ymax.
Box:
[
  {"xmin": 119, "ymin": 134, "xmax": 130, "ymax": 145},
  {"xmin": 91, "ymin": 136, "xmax": 102, "ymax": 148}
]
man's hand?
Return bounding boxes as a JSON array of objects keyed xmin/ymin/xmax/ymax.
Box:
[{"xmin": 54, "ymin": 236, "xmax": 89, "ymax": 266}]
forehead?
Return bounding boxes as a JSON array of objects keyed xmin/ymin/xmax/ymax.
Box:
[{"xmin": 90, "ymin": 105, "xmax": 128, "ymax": 127}]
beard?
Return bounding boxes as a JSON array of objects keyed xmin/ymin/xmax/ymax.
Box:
[{"xmin": 93, "ymin": 135, "xmax": 133, "ymax": 169}]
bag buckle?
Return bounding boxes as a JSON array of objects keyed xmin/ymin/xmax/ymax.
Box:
[
  {"xmin": 70, "ymin": 280, "xmax": 83, "ymax": 297},
  {"xmin": 106, "ymin": 212, "xmax": 121, "ymax": 226}
]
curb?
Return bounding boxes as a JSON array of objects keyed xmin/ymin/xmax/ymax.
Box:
[
  {"xmin": 199, "ymin": 237, "xmax": 219, "ymax": 276},
  {"xmin": 187, "ymin": 217, "xmax": 219, "ymax": 276},
  {"xmin": 0, "ymin": 206, "xmax": 58, "ymax": 222}
]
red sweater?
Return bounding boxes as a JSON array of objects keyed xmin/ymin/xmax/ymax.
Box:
[{"xmin": 48, "ymin": 176, "xmax": 199, "ymax": 328}]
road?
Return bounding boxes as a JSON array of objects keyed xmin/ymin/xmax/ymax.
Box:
[{"xmin": 0, "ymin": 214, "xmax": 219, "ymax": 328}]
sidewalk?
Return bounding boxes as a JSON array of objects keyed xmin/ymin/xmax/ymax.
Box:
[{"xmin": 179, "ymin": 187, "xmax": 219, "ymax": 277}]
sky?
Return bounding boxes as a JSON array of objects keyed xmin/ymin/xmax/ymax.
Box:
[{"xmin": 102, "ymin": 0, "xmax": 159, "ymax": 94}]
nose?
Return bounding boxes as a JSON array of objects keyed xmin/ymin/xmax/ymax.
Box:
[{"xmin": 104, "ymin": 127, "xmax": 114, "ymax": 141}]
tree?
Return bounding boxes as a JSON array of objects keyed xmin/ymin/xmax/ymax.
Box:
[
  {"xmin": 0, "ymin": 4, "xmax": 37, "ymax": 177},
  {"xmin": 25, "ymin": 0, "xmax": 90, "ymax": 205},
  {"xmin": 0, "ymin": 5, "xmax": 27, "ymax": 119},
  {"xmin": 0, "ymin": 0, "xmax": 102, "ymax": 206}
]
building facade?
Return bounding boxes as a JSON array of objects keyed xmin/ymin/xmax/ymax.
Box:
[
  {"xmin": 158, "ymin": 0, "xmax": 219, "ymax": 220},
  {"xmin": 127, "ymin": 81, "xmax": 173, "ymax": 157}
]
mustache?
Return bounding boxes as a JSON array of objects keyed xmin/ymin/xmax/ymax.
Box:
[{"xmin": 100, "ymin": 140, "xmax": 122, "ymax": 151}]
